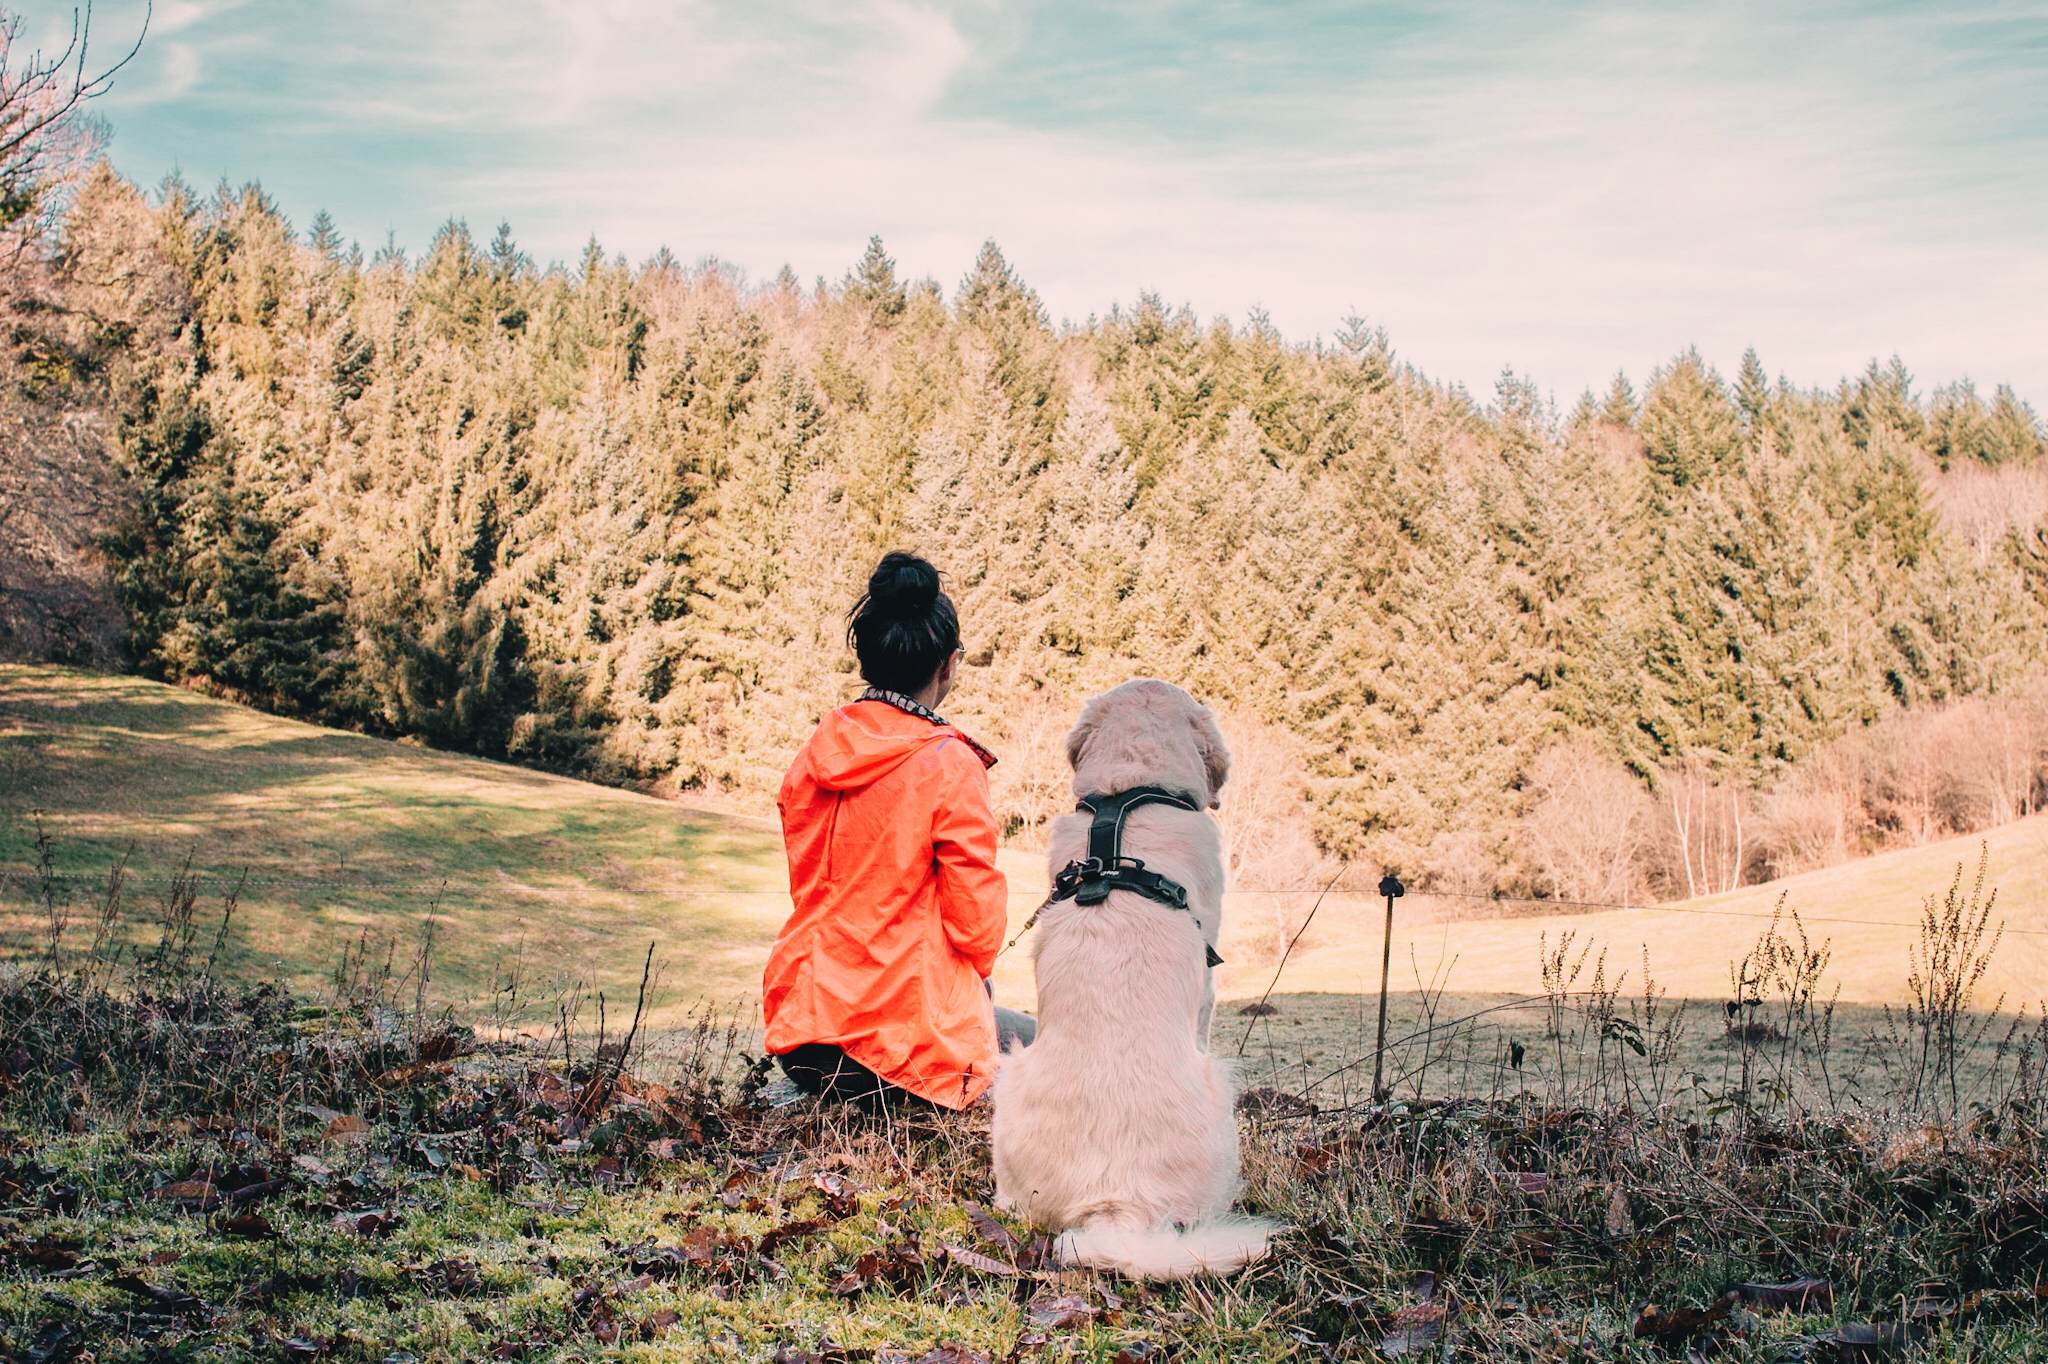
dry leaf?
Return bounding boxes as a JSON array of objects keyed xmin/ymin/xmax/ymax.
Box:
[
  {"xmin": 1735, "ymin": 1278, "xmax": 1833, "ymax": 1312},
  {"xmin": 152, "ymin": 1180, "xmax": 220, "ymax": 1209},
  {"xmin": 911, "ymin": 1348, "xmax": 991, "ymax": 1364},
  {"xmin": 1381, "ymin": 1296, "xmax": 1447, "ymax": 1358},
  {"xmin": 1632, "ymin": 1294, "xmax": 1736, "ymax": 1342},
  {"xmin": 1605, "ymin": 1185, "xmax": 1635, "ymax": 1239},
  {"xmin": 217, "ymin": 1212, "xmax": 276, "ymax": 1239},
  {"xmin": 1027, "ymin": 1294, "xmax": 1096, "ymax": 1329},
  {"xmin": 960, "ymin": 1201, "xmax": 1017, "ymax": 1253},
  {"xmin": 941, "ymin": 1242, "xmax": 1017, "ymax": 1276},
  {"xmin": 323, "ymin": 1114, "xmax": 371, "ymax": 1143}
]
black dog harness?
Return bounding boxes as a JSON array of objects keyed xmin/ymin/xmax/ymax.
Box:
[{"xmin": 1049, "ymin": 786, "xmax": 1224, "ymax": 968}]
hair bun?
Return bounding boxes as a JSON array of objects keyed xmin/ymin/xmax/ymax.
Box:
[
  {"xmin": 847, "ymin": 552, "xmax": 959, "ymax": 693},
  {"xmin": 869, "ymin": 552, "xmax": 939, "ymax": 613}
]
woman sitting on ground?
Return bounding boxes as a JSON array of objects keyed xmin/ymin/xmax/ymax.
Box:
[{"xmin": 762, "ymin": 552, "xmax": 1034, "ymax": 1110}]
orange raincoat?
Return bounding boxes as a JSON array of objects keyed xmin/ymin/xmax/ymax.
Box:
[{"xmin": 763, "ymin": 699, "xmax": 1008, "ymax": 1107}]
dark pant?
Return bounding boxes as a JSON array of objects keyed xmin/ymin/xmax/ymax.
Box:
[{"xmin": 778, "ymin": 1006, "xmax": 1036, "ymax": 1111}]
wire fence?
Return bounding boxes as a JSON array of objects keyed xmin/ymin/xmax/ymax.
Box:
[{"xmin": 5, "ymin": 863, "xmax": 2045, "ymax": 933}]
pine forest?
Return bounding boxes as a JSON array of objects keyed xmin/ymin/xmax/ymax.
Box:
[{"xmin": 6, "ymin": 168, "xmax": 2048, "ymax": 903}]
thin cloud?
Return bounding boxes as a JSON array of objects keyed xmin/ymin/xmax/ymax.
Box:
[{"xmin": 25, "ymin": 0, "xmax": 2047, "ymax": 404}]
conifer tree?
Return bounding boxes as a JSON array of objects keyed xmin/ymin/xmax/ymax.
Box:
[
  {"xmin": 844, "ymin": 235, "xmax": 907, "ymax": 321},
  {"xmin": 1598, "ymin": 370, "xmax": 1638, "ymax": 429}
]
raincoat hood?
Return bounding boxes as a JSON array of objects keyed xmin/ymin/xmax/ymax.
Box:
[{"xmin": 798, "ymin": 704, "xmax": 949, "ymax": 792}]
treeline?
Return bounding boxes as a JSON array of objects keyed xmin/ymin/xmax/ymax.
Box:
[{"xmin": 7, "ymin": 166, "xmax": 2048, "ymax": 897}]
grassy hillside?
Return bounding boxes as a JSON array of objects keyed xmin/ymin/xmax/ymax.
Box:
[
  {"xmin": 0, "ymin": 665, "xmax": 793, "ymax": 1020},
  {"xmin": 0, "ymin": 665, "xmax": 1064, "ymax": 1024},
  {"xmin": 9, "ymin": 664, "xmax": 2044, "ymax": 1040},
  {"xmin": 1218, "ymin": 815, "xmax": 2048, "ymax": 1011}
]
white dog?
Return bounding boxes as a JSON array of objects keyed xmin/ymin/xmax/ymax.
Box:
[{"xmin": 991, "ymin": 679, "xmax": 1274, "ymax": 1278}]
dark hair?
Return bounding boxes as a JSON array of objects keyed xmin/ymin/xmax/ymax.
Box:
[{"xmin": 847, "ymin": 552, "xmax": 960, "ymax": 694}]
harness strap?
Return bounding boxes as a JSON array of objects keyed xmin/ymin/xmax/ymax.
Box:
[{"xmin": 1048, "ymin": 786, "xmax": 1224, "ymax": 967}]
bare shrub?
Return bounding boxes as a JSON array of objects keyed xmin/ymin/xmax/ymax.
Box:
[
  {"xmin": 1882, "ymin": 844, "xmax": 2006, "ymax": 1122},
  {"xmin": 1423, "ymin": 829, "xmax": 1499, "ymax": 899},
  {"xmin": 1213, "ymin": 709, "xmax": 1341, "ymax": 962},
  {"xmin": 1931, "ymin": 689, "xmax": 2048, "ymax": 830},
  {"xmin": 1518, "ymin": 737, "xmax": 1654, "ymax": 905},
  {"xmin": 987, "ymin": 685, "xmax": 1074, "ymax": 847},
  {"xmin": 1761, "ymin": 683, "xmax": 2048, "ymax": 875},
  {"xmin": 1652, "ymin": 761, "xmax": 1761, "ymax": 899},
  {"xmin": 1759, "ymin": 736, "xmax": 1877, "ymax": 876},
  {"xmin": 1925, "ymin": 458, "xmax": 2048, "ymax": 562}
]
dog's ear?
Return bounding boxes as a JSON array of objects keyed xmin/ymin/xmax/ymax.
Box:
[
  {"xmin": 1189, "ymin": 701, "xmax": 1231, "ymax": 809},
  {"xmin": 1065, "ymin": 698, "xmax": 1099, "ymax": 776}
]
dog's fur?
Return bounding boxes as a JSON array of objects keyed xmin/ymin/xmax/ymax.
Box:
[{"xmin": 991, "ymin": 679, "xmax": 1274, "ymax": 1278}]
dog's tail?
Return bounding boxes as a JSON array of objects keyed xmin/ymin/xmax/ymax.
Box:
[{"xmin": 1057, "ymin": 1216, "xmax": 1277, "ymax": 1279}]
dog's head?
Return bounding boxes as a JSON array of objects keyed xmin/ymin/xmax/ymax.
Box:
[{"xmin": 1065, "ymin": 679, "xmax": 1231, "ymax": 809}]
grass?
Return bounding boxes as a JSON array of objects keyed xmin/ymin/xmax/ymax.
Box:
[
  {"xmin": 0, "ymin": 665, "xmax": 794, "ymax": 1021},
  {"xmin": 0, "ymin": 964, "xmax": 2041, "ymax": 1364},
  {"xmin": 1, "ymin": 665, "xmax": 1067, "ymax": 1026},
  {"xmin": 1213, "ymin": 814, "xmax": 2048, "ymax": 1007},
  {"xmin": 5, "ymin": 668, "xmax": 2048, "ymax": 1359}
]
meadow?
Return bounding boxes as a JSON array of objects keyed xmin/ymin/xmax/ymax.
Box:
[
  {"xmin": 4, "ymin": 664, "xmax": 2048, "ymax": 1359},
  {"xmin": 1, "ymin": 663, "xmax": 799, "ymax": 1019}
]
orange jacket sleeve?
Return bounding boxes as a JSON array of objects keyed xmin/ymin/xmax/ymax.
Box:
[{"xmin": 932, "ymin": 740, "xmax": 1008, "ymax": 977}]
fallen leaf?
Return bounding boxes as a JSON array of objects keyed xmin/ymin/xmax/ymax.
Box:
[
  {"xmin": 1735, "ymin": 1278, "xmax": 1833, "ymax": 1313},
  {"xmin": 7, "ymin": 1237, "xmax": 81, "ymax": 1272},
  {"xmin": 1027, "ymin": 1294, "xmax": 1096, "ymax": 1329},
  {"xmin": 293, "ymin": 1154, "xmax": 333, "ymax": 1179},
  {"xmin": 816, "ymin": 1172, "xmax": 861, "ymax": 1220},
  {"xmin": 324, "ymin": 1114, "xmax": 371, "ymax": 1143},
  {"xmin": 960, "ymin": 1201, "xmax": 1017, "ymax": 1252},
  {"xmin": 330, "ymin": 1209, "xmax": 400, "ymax": 1238},
  {"xmin": 109, "ymin": 1273, "xmax": 207, "ymax": 1315},
  {"xmin": 218, "ymin": 1212, "xmax": 276, "ymax": 1239},
  {"xmin": 1605, "ymin": 1185, "xmax": 1635, "ymax": 1239},
  {"xmin": 152, "ymin": 1179, "xmax": 221, "ymax": 1210},
  {"xmin": 941, "ymin": 1242, "xmax": 1017, "ymax": 1276},
  {"xmin": 430, "ymin": 1258, "xmax": 483, "ymax": 1295},
  {"xmin": 1820, "ymin": 1323, "xmax": 1931, "ymax": 1358},
  {"xmin": 758, "ymin": 1217, "xmax": 830, "ymax": 1256},
  {"xmin": 1380, "ymin": 1302, "xmax": 1447, "ymax": 1357},
  {"xmin": 417, "ymin": 1030, "xmax": 464, "ymax": 1062},
  {"xmin": 911, "ymin": 1348, "xmax": 991, "ymax": 1364},
  {"xmin": 1632, "ymin": 1294, "xmax": 1737, "ymax": 1342},
  {"xmin": 22, "ymin": 1322, "xmax": 74, "ymax": 1364},
  {"xmin": 225, "ymin": 1177, "xmax": 294, "ymax": 1205}
]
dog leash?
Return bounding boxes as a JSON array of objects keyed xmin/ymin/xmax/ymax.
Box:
[{"xmin": 994, "ymin": 889, "xmax": 1060, "ymax": 961}]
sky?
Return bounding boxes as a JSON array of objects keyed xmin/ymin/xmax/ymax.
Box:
[{"xmin": 17, "ymin": 0, "xmax": 2048, "ymax": 407}]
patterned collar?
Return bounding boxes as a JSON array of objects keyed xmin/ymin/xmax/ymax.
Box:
[{"xmin": 857, "ymin": 687, "xmax": 998, "ymax": 769}]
